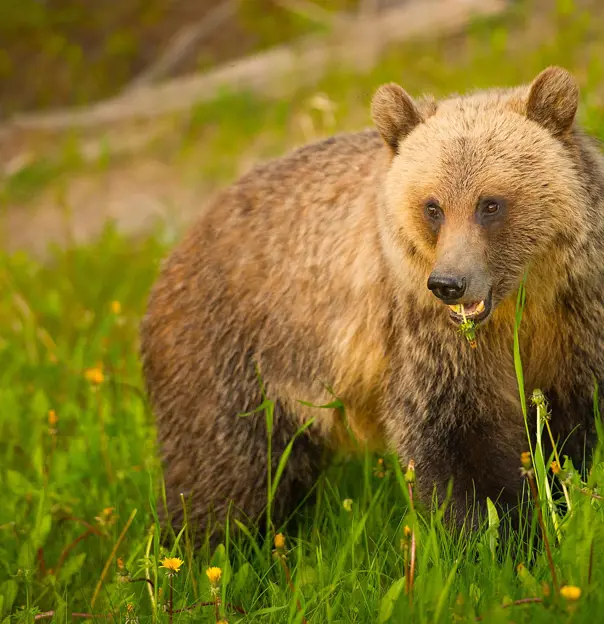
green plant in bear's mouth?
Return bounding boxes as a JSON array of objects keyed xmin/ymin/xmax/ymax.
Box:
[{"xmin": 456, "ymin": 305, "xmax": 478, "ymax": 348}]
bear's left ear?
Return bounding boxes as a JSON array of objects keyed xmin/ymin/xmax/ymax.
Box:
[
  {"xmin": 526, "ymin": 66, "xmax": 579, "ymax": 138},
  {"xmin": 371, "ymin": 83, "xmax": 425, "ymax": 153}
]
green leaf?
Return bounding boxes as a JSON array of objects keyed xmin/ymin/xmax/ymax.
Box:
[
  {"xmin": 378, "ymin": 577, "xmax": 405, "ymax": 623},
  {"xmin": 297, "ymin": 564, "xmax": 318, "ymax": 588},
  {"xmin": 57, "ymin": 552, "xmax": 87, "ymax": 585},
  {"xmin": 212, "ymin": 543, "xmax": 232, "ymax": 588},
  {"xmin": 486, "ymin": 497, "xmax": 500, "ymax": 561},
  {"xmin": 0, "ymin": 580, "xmax": 18, "ymax": 618},
  {"xmin": 270, "ymin": 417, "xmax": 316, "ymax": 502},
  {"xmin": 237, "ymin": 398, "xmax": 274, "ymax": 418},
  {"xmin": 513, "ymin": 272, "xmax": 532, "ymax": 457},
  {"xmin": 232, "ymin": 562, "xmax": 251, "ymax": 594},
  {"xmin": 434, "ymin": 558, "xmax": 461, "ymax": 622},
  {"xmin": 469, "ymin": 583, "xmax": 481, "ymax": 606},
  {"xmin": 516, "ymin": 563, "xmax": 539, "ymax": 595},
  {"xmin": 17, "ymin": 541, "xmax": 36, "ymax": 570},
  {"xmin": 296, "ymin": 399, "xmax": 344, "ymax": 410},
  {"xmin": 5, "ymin": 470, "xmax": 33, "ymax": 496}
]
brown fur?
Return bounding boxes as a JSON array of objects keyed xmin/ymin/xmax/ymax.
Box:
[{"xmin": 140, "ymin": 67, "xmax": 604, "ymax": 540}]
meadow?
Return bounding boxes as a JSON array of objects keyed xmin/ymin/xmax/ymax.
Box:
[{"xmin": 2, "ymin": 1, "xmax": 604, "ymax": 622}]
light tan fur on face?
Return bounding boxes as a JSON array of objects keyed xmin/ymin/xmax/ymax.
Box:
[
  {"xmin": 141, "ymin": 66, "xmax": 604, "ymax": 540},
  {"xmin": 381, "ymin": 85, "xmax": 589, "ymax": 324}
]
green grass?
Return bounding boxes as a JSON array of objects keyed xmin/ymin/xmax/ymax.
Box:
[
  {"xmin": 1, "ymin": 226, "xmax": 603, "ymax": 623},
  {"xmin": 2, "ymin": 0, "xmax": 604, "ymax": 621}
]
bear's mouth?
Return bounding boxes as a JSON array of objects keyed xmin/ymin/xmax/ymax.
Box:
[{"xmin": 446, "ymin": 289, "xmax": 493, "ymax": 326}]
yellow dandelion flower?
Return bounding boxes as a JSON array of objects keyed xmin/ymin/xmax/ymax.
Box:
[
  {"xmin": 551, "ymin": 461, "xmax": 561, "ymax": 475},
  {"xmin": 274, "ymin": 533, "xmax": 286, "ymax": 550},
  {"xmin": 111, "ymin": 301, "xmax": 122, "ymax": 315},
  {"xmin": 206, "ymin": 566, "xmax": 222, "ymax": 585},
  {"xmin": 560, "ymin": 585, "xmax": 581, "ymax": 601},
  {"xmin": 342, "ymin": 498, "xmax": 353, "ymax": 512},
  {"xmin": 520, "ymin": 451, "xmax": 532, "ymax": 471},
  {"xmin": 48, "ymin": 409, "xmax": 58, "ymax": 426},
  {"xmin": 85, "ymin": 367, "xmax": 105, "ymax": 385},
  {"xmin": 160, "ymin": 557, "xmax": 184, "ymax": 574}
]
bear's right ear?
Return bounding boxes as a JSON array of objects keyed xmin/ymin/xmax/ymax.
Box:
[
  {"xmin": 526, "ymin": 66, "xmax": 579, "ymax": 138},
  {"xmin": 371, "ymin": 83, "xmax": 424, "ymax": 153}
]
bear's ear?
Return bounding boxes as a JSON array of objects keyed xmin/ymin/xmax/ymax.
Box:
[
  {"xmin": 526, "ymin": 66, "xmax": 579, "ymax": 138},
  {"xmin": 371, "ymin": 83, "xmax": 424, "ymax": 153}
]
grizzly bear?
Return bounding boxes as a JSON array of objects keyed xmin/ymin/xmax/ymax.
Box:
[{"xmin": 140, "ymin": 66, "xmax": 604, "ymax": 542}]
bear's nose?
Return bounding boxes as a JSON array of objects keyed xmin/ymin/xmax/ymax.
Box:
[{"xmin": 427, "ymin": 273, "xmax": 466, "ymax": 303}]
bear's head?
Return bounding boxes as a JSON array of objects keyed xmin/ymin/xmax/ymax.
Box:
[{"xmin": 372, "ymin": 66, "xmax": 589, "ymax": 328}]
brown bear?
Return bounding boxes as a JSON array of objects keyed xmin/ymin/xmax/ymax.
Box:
[{"xmin": 140, "ymin": 66, "xmax": 604, "ymax": 542}]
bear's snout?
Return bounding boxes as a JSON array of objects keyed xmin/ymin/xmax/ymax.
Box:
[{"xmin": 427, "ymin": 272, "xmax": 467, "ymax": 303}]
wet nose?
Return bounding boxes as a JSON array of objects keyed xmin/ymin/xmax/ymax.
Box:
[{"xmin": 427, "ymin": 273, "xmax": 467, "ymax": 302}]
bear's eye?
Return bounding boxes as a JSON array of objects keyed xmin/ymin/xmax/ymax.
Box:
[
  {"xmin": 477, "ymin": 196, "xmax": 507, "ymax": 225},
  {"xmin": 424, "ymin": 201, "xmax": 443, "ymax": 222},
  {"xmin": 483, "ymin": 201, "xmax": 500, "ymax": 215}
]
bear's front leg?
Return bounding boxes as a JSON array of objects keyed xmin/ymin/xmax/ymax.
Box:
[{"xmin": 383, "ymin": 373, "xmax": 530, "ymax": 529}]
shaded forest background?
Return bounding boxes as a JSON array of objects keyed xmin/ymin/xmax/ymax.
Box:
[
  {"xmin": 1, "ymin": 0, "xmax": 373, "ymax": 116},
  {"xmin": 1, "ymin": 0, "xmax": 602, "ymax": 257}
]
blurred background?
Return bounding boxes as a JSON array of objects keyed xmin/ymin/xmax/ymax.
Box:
[
  {"xmin": 0, "ymin": 0, "xmax": 602, "ymax": 257},
  {"xmin": 1, "ymin": 4, "xmax": 604, "ymax": 616}
]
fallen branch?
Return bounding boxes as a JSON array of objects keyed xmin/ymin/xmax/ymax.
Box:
[
  {"xmin": 31, "ymin": 601, "xmax": 248, "ymax": 621},
  {"xmin": 5, "ymin": 0, "xmax": 508, "ymax": 133},
  {"xmin": 123, "ymin": 0, "xmax": 238, "ymax": 93},
  {"xmin": 34, "ymin": 613, "xmax": 112, "ymax": 621},
  {"xmin": 359, "ymin": 0, "xmax": 380, "ymax": 16},
  {"xmin": 128, "ymin": 577, "xmax": 155, "ymax": 591},
  {"xmin": 171, "ymin": 601, "xmax": 247, "ymax": 615},
  {"xmin": 475, "ymin": 597, "xmax": 544, "ymax": 621},
  {"xmin": 274, "ymin": 0, "xmax": 343, "ymax": 25}
]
